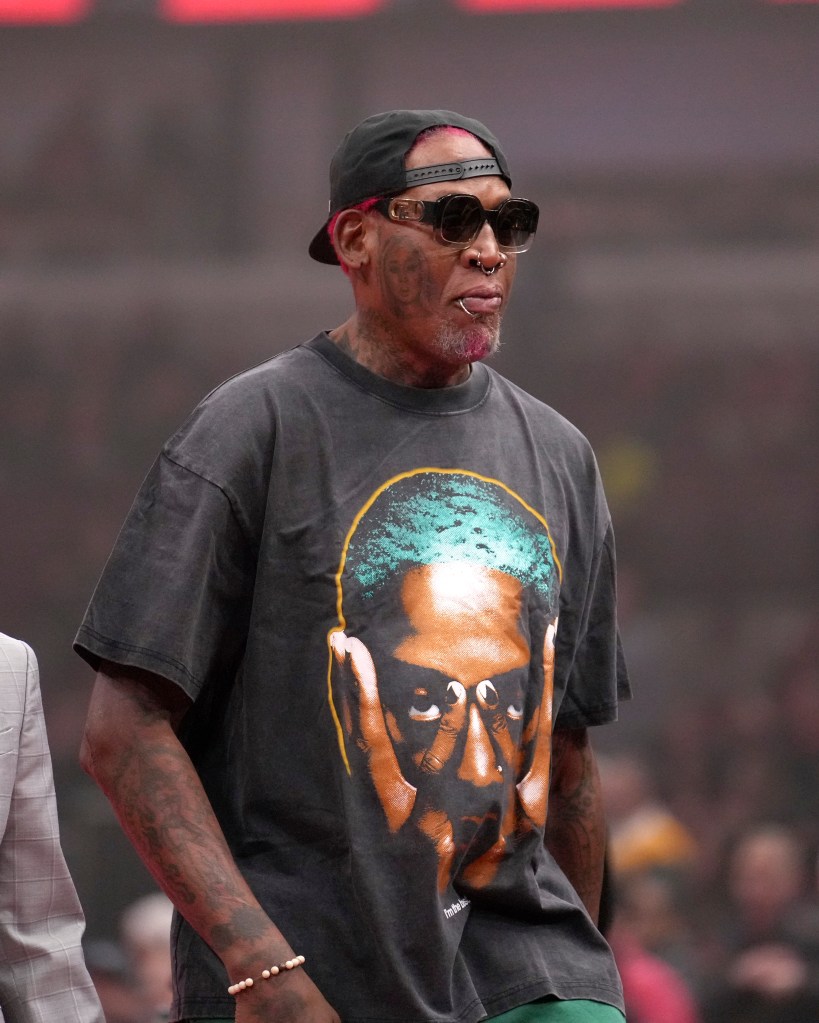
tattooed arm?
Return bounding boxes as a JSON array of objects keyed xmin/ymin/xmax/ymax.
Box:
[
  {"xmin": 80, "ymin": 661, "xmax": 340, "ymax": 1023},
  {"xmin": 544, "ymin": 727, "xmax": 606, "ymax": 925}
]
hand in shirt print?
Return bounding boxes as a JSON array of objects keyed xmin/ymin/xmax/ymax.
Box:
[{"xmin": 330, "ymin": 560, "xmax": 557, "ymax": 893}]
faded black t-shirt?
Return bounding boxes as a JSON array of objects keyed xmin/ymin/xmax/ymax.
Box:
[{"xmin": 75, "ymin": 334, "xmax": 630, "ymax": 1023}]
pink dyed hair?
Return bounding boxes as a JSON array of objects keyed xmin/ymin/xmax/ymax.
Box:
[
  {"xmin": 411, "ymin": 125, "xmax": 476, "ymax": 149},
  {"xmin": 327, "ymin": 125, "xmax": 481, "ymax": 269}
]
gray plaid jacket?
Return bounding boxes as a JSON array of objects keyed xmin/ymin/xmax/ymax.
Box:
[{"xmin": 0, "ymin": 633, "xmax": 103, "ymax": 1023}]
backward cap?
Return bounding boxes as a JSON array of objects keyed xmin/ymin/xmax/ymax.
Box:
[{"xmin": 309, "ymin": 109, "xmax": 511, "ymax": 265}]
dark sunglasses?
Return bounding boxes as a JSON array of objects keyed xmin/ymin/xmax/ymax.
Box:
[{"xmin": 374, "ymin": 193, "xmax": 539, "ymax": 253}]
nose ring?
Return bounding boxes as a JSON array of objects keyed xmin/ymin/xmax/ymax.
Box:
[{"xmin": 474, "ymin": 254, "xmax": 507, "ymax": 276}]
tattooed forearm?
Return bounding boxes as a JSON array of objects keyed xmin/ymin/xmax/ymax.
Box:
[
  {"xmin": 105, "ymin": 738, "xmax": 236, "ymax": 913},
  {"xmin": 545, "ymin": 728, "xmax": 606, "ymax": 923},
  {"xmin": 81, "ymin": 666, "xmax": 291, "ymax": 971},
  {"xmin": 209, "ymin": 905, "xmax": 274, "ymax": 955}
]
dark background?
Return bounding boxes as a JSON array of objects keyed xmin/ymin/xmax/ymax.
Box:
[{"xmin": 1, "ymin": 0, "xmax": 817, "ymax": 951}]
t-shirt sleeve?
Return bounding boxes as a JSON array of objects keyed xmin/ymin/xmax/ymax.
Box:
[
  {"xmin": 555, "ymin": 520, "xmax": 632, "ymax": 731},
  {"xmin": 74, "ymin": 452, "xmax": 257, "ymax": 700}
]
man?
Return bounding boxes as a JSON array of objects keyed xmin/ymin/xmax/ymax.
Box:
[
  {"xmin": 77, "ymin": 110, "xmax": 631, "ymax": 1023},
  {"xmin": 0, "ymin": 632, "xmax": 103, "ymax": 1023}
]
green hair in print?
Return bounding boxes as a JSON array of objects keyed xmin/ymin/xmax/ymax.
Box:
[{"xmin": 343, "ymin": 470, "xmax": 559, "ymax": 609}]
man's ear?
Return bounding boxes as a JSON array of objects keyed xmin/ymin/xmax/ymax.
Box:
[{"xmin": 333, "ymin": 208, "xmax": 373, "ymax": 272}]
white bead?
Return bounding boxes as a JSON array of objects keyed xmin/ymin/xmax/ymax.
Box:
[
  {"xmin": 262, "ymin": 969, "xmax": 271, "ymax": 979},
  {"xmin": 297, "ymin": 955, "xmax": 306, "ymax": 965},
  {"xmin": 245, "ymin": 978, "xmax": 253, "ymax": 987},
  {"xmin": 271, "ymin": 965, "xmax": 279, "ymax": 975}
]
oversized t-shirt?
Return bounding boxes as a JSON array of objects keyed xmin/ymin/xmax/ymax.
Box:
[{"xmin": 75, "ymin": 333, "xmax": 631, "ymax": 1023}]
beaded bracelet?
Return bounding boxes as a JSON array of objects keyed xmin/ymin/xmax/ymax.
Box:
[{"xmin": 227, "ymin": 954, "xmax": 306, "ymax": 996}]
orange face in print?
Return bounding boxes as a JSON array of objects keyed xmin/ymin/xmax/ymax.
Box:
[
  {"xmin": 393, "ymin": 563, "xmax": 529, "ymax": 782},
  {"xmin": 330, "ymin": 470, "xmax": 560, "ymax": 893}
]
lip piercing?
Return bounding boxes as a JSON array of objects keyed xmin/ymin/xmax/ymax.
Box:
[{"xmin": 457, "ymin": 298, "xmax": 480, "ymax": 318}]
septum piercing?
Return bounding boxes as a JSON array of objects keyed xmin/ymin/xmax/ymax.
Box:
[{"xmin": 475, "ymin": 256, "xmax": 506, "ymax": 276}]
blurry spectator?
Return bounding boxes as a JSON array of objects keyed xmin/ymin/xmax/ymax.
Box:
[
  {"xmin": 774, "ymin": 619, "xmax": 819, "ymax": 841},
  {"xmin": 701, "ymin": 823, "xmax": 819, "ymax": 1022},
  {"xmin": 723, "ymin": 824, "xmax": 811, "ymax": 948},
  {"xmin": 702, "ymin": 944, "xmax": 819, "ymax": 1023},
  {"xmin": 599, "ymin": 750, "xmax": 698, "ymax": 877},
  {"xmin": 608, "ymin": 904, "xmax": 702, "ymax": 1023},
  {"xmin": 615, "ymin": 869, "xmax": 701, "ymax": 991},
  {"xmin": 84, "ymin": 938, "xmax": 151, "ymax": 1023},
  {"xmin": 120, "ymin": 891, "xmax": 174, "ymax": 1023}
]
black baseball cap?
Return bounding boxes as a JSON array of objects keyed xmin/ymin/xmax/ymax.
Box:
[{"xmin": 309, "ymin": 109, "xmax": 512, "ymax": 265}]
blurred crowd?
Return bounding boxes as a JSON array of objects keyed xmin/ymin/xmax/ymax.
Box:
[{"xmin": 600, "ymin": 614, "xmax": 819, "ymax": 1023}]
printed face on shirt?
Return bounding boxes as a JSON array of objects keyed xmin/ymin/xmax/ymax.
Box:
[
  {"xmin": 330, "ymin": 470, "xmax": 560, "ymax": 894},
  {"xmin": 381, "ymin": 562, "xmax": 530, "ymax": 857}
]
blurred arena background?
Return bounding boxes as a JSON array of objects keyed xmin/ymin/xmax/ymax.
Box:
[{"xmin": 1, "ymin": 2, "xmax": 818, "ymax": 1019}]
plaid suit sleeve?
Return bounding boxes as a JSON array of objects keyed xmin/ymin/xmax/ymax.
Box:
[{"xmin": 0, "ymin": 634, "xmax": 103, "ymax": 1023}]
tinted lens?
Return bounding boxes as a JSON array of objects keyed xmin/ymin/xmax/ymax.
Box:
[
  {"xmin": 495, "ymin": 199, "xmax": 539, "ymax": 252},
  {"xmin": 438, "ymin": 194, "xmax": 485, "ymax": 245}
]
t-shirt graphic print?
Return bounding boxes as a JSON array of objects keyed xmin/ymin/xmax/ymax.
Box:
[{"xmin": 328, "ymin": 468, "xmax": 561, "ymax": 898}]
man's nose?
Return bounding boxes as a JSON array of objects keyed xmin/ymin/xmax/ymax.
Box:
[
  {"xmin": 473, "ymin": 220, "xmax": 503, "ymax": 259},
  {"xmin": 457, "ymin": 704, "xmax": 498, "ymax": 787}
]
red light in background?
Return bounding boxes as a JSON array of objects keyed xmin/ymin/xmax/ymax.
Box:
[
  {"xmin": 0, "ymin": 0, "xmax": 89, "ymax": 20},
  {"xmin": 456, "ymin": 0, "xmax": 681, "ymax": 10},
  {"xmin": 2, "ymin": 0, "xmax": 813, "ymax": 28},
  {"xmin": 161, "ymin": 0, "xmax": 383, "ymax": 21}
]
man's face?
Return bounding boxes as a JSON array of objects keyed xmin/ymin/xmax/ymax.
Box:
[
  {"xmin": 362, "ymin": 131, "xmax": 517, "ymax": 373},
  {"xmin": 378, "ymin": 562, "xmax": 531, "ymax": 859}
]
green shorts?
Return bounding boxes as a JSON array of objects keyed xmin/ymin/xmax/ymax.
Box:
[
  {"xmin": 185, "ymin": 1002, "xmax": 625, "ymax": 1023},
  {"xmin": 489, "ymin": 999, "xmax": 626, "ymax": 1022}
]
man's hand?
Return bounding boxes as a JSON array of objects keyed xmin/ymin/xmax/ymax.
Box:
[
  {"xmin": 331, "ymin": 633, "xmax": 417, "ymax": 831},
  {"xmin": 517, "ymin": 619, "xmax": 556, "ymax": 826},
  {"xmin": 331, "ymin": 631, "xmax": 461, "ymax": 887}
]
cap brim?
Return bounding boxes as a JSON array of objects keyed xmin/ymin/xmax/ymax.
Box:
[{"xmin": 308, "ymin": 220, "xmax": 340, "ymax": 265}]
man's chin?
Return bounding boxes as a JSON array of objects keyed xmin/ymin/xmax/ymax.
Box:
[
  {"xmin": 435, "ymin": 320, "xmax": 501, "ymax": 365},
  {"xmin": 465, "ymin": 327, "xmax": 501, "ymax": 363}
]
